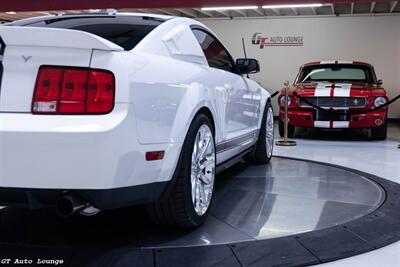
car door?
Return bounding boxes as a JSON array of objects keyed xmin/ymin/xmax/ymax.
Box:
[
  {"xmin": 244, "ymin": 77, "xmax": 263, "ymax": 128},
  {"xmin": 192, "ymin": 28, "xmax": 258, "ymax": 163},
  {"xmin": 192, "ymin": 29, "xmax": 256, "ymax": 136}
]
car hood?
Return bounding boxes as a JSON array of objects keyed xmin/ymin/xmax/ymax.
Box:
[{"xmin": 292, "ymin": 83, "xmax": 384, "ymax": 97}]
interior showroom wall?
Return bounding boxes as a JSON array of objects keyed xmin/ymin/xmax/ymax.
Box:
[{"xmin": 200, "ymin": 15, "xmax": 400, "ymax": 119}]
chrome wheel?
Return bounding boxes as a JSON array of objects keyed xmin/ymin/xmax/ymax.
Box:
[
  {"xmin": 266, "ymin": 107, "xmax": 274, "ymax": 158},
  {"xmin": 191, "ymin": 125, "xmax": 216, "ymax": 216}
]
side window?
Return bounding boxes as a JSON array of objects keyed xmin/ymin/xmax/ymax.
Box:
[{"xmin": 192, "ymin": 29, "xmax": 234, "ymax": 73}]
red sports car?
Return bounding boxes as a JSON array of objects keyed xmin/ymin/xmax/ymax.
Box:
[{"xmin": 278, "ymin": 61, "xmax": 389, "ymax": 140}]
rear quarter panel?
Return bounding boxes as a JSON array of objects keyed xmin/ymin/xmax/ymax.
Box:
[{"xmin": 127, "ymin": 53, "xmax": 220, "ymax": 145}]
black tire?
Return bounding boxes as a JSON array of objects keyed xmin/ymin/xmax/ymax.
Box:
[
  {"xmin": 371, "ymin": 122, "xmax": 387, "ymax": 140},
  {"xmin": 246, "ymin": 101, "xmax": 274, "ymax": 164},
  {"xmin": 147, "ymin": 114, "xmax": 216, "ymax": 227},
  {"xmin": 278, "ymin": 119, "xmax": 295, "ymax": 138}
]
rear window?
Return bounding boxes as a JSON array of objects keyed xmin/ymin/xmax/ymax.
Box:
[
  {"xmin": 297, "ymin": 64, "xmax": 376, "ymax": 84},
  {"xmin": 7, "ymin": 15, "xmax": 165, "ymax": 51}
]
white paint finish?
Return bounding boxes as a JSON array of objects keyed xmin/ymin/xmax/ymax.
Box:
[
  {"xmin": 338, "ymin": 61, "xmax": 354, "ymax": 64},
  {"xmin": 0, "ymin": 46, "xmax": 92, "ymax": 112},
  {"xmin": 162, "ymin": 24, "xmax": 208, "ymax": 65},
  {"xmin": 274, "ymin": 125, "xmax": 400, "ymax": 267},
  {"xmin": 314, "ymin": 121, "xmax": 350, "ymax": 128},
  {"xmin": 199, "ymin": 16, "xmax": 400, "ymax": 119},
  {"xmin": 0, "ymin": 26, "xmax": 123, "ymax": 51},
  {"xmin": 0, "ymin": 15, "xmax": 271, "ymax": 190},
  {"xmin": 320, "ymin": 60, "xmax": 336, "ymax": 64},
  {"xmin": 315, "ymin": 83, "xmax": 332, "ymax": 96},
  {"xmin": 332, "ymin": 121, "xmax": 350, "ymax": 128},
  {"xmin": 333, "ymin": 83, "xmax": 352, "ymax": 97},
  {"xmin": 129, "ymin": 17, "xmax": 268, "ymax": 146},
  {"xmin": 314, "ymin": 121, "xmax": 330, "ymax": 128}
]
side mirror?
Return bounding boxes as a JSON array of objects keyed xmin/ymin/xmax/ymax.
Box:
[
  {"xmin": 236, "ymin": 58, "xmax": 260, "ymax": 75},
  {"xmin": 378, "ymin": 79, "xmax": 383, "ymax": 86}
]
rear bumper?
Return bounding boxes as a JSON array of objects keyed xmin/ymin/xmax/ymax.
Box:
[
  {"xmin": 0, "ymin": 104, "xmax": 182, "ymax": 192},
  {"xmin": 279, "ymin": 108, "xmax": 387, "ymax": 129},
  {"xmin": 0, "ymin": 182, "xmax": 168, "ymax": 210}
]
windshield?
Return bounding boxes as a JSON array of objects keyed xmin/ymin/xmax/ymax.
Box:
[
  {"xmin": 6, "ymin": 15, "xmax": 166, "ymax": 51},
  {"xmin": 297, "ymin": 64, "xmax": 376, "ymax": 84}
]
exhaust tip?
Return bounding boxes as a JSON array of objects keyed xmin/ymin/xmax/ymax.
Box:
[
  {"xmin": 56, "ymin": 194, "xmax": 94, "ymax": 217},
  {"xmin": 56, "ymin": 197, "xmax": 75, "ymax": 217}
]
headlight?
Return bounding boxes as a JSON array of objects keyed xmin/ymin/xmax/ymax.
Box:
[
  {"xmin": 374, "ymin": 97, "xmax": 387, "ymax": 107},
  {"xmin": 279, "ymin": 96, "xmax": 292, "ymax": 107}
]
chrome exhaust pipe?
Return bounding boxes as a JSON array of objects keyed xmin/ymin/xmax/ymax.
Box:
[{"xmin": 57, "ymin": 195, "xmax": 90, "ymax": 217}]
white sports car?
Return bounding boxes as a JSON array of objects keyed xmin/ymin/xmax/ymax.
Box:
[{"xmin": 0, "ymin": 13, "xmax": 274, "ymax": 227}]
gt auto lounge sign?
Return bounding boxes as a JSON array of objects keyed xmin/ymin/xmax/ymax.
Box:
[{"xmin": 252, "ymin": 33, "xmax": 304, "ymax": 48}]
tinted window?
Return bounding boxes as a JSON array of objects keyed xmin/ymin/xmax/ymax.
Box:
[
  {"xmin": 297, "ymin": 64, "xmax": 375, "ymax": 84},
  {"xmin": 7, "ymin": 15, "xmax": 165, "ymax": 51},
  {"xmin": 192, "ymin": 29, "xmax": 234, "ymax": 72}
]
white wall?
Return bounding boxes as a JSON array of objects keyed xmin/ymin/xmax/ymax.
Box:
[{"xmin": 199, "ymin": 15, "xmax": 400, "ymax": 119}]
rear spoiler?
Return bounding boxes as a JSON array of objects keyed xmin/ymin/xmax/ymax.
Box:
[{"xmin": 0, "ymin": 26, "xmax": 124, "ymax": 51}]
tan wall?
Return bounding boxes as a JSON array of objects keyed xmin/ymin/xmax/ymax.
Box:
[{"xmin": 199, "ymin": 15, "xmax": 400, "ymax": 119}]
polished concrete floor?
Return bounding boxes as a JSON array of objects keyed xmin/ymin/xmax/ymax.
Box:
[
  {"xmin": 274, "ymin": 122, "xmax": 400, "ymax": 267},
  {"xmin": 0, "ymin": 157, "xmax": 384, "ymax": 249},
  {"xmin": 285, "ymin": 121, "xmax": 400, "ymax": 141}
]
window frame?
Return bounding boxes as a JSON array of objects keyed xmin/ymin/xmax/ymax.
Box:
[
  {"xmin": 190, "ymin": 25, "xmax": 237, "ymax": 74},
  {"xmin": 295, "ymin": 64, "xmax": 378, "ymax": 84}
]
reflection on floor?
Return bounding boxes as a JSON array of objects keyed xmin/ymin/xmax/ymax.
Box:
[
  {"xmin": 286, "ymin": 122, "xmax": 400, "ymax": 142},
  {"xmin": 273, "ymin": 121, "xmax": 400, "ymax": 267},
  {"xmin": 0, "ymin": 158, "xmax": 384, "ymax": 249},
  {"xmin": 274, "ymin": 122, "xmax": 400, "ymax": 184}
]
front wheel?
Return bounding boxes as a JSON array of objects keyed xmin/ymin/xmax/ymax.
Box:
[
  {"xmin": 147, "ymin": 114, "xmax": 216, "ymax": 227},
  {"xmin": 246, "ymin": 101, "xmax": 274, "ymax": 164}
]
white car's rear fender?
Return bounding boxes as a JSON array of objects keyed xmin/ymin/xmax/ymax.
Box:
[{"xmin": 129, "ymin": 54, "xmax": 219, "ymax": 145}]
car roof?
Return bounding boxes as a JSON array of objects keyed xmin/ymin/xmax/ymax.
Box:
[
  {"xmin": 301, "ymin": 61, "xmax": 373, "ymax": 68},
  {"xmin": 6, "ymin": 12, "xmax": 174, "ymax": 26}
]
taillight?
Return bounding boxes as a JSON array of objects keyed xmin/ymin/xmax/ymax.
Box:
[{"xmin": 32, "ymin": 66, "xmax": 115, "ymax": 114}]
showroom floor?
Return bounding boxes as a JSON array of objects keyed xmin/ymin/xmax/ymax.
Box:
[
  {"xmin": 0, "ymin": 158, "xmax": 383, "ymax": 247},
  {"xmin": 0, "ymin": 123, "xmax": 398, "ymax": 266},
  {"xmin": 274, "ymin": 122, "xmax": 400, "ymax": 267}
]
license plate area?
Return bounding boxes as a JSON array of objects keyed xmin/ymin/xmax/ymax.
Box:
[{"xmin": 314, "ymin": 109, "xmax": 349, "ymax": 121}]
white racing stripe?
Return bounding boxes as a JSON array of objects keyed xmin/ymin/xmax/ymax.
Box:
[
  {"xmin": 320, "ymin": 60, "xmax": 353, "ymax": 64},
  {"xmin": 332, "ymin": 83, "xmax": 351, "ymax": 97},
  {"xmin": 320, "ymin": 60, "xmax": 336, "ymax": 64},
  {"xmin": 332, "ymin": 121, "xmax": 350, "ymax": 128},
  {"xmin": 312, "ymin": 79, "xmax": 352, "ymax": 129},
  {"xmin": 314, "ymin": 83, "xmax": 352, "ymax": 97},
  {"xmin": 314, "ymin": 121, "xmax": 330, "ymax": 128},
  {"xmin": 314, "ymin": 121, "xmax": 350, "ymax": 128},
  {"xmin": 315, "ymin": 83, "xmax": 332, "ymax": 97},
  {"xmin": 338, "ymin": 61, "xmax": 353, "ymax": 64}
]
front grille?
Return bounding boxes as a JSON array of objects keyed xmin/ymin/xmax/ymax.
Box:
[{"xmin": 299, "ymin": 97, "xmax": 366, "ymax": 108}]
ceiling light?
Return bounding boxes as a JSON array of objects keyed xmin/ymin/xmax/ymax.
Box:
[
  {"xmin": 6, "ymin": 11, "xmax": 16, "ymax": 15},
  {"xmin": 262, "ymin": 4, "xmax": 323, "ymax": 9},
  {"xmin": 201, "ymin": 6, "xmax": 258, "ymax": 11},
  {"xmin": 88, "ymin": 9, "xmax": 101, "ymax": 12}
]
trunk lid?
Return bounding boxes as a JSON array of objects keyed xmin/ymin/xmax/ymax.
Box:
[{"xmin": 0, "ymin": 26, "xmax": 123, "ymax": 113}]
